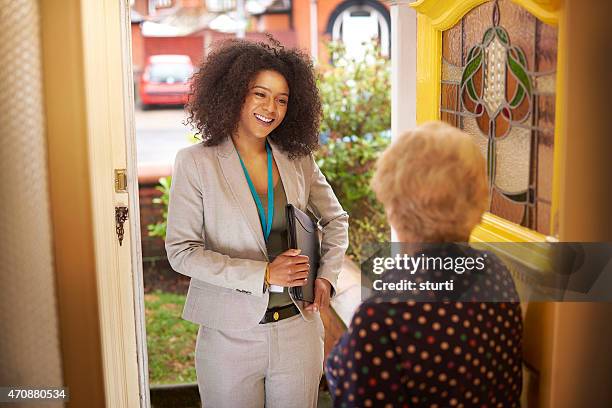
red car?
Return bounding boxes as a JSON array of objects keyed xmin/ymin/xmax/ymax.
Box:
[{"xmin": 139, "ymin": 54, "xmax": 194, "ymax": 108}]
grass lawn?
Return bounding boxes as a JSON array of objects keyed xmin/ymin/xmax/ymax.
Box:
[{"xmin": 145, "ymin": 290, "xmax": 198, "ymax": 385}]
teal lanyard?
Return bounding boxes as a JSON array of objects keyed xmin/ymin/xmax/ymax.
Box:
[{"xmin": 237, "ymin": 141, "xmax": 274, "ymax": 242}]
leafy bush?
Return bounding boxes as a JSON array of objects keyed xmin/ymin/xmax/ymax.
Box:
[
  {"xmin": 316, "ymin": 41, "xmax": 391, "ymax": 260},
  {"xmin": 318, "ymin": 41, "xmax": 391, "ymax": 141},
  {"xmin": 147, "ymin": 176, "xmax": 171, "ymax": 239},
  {"xmin": 316, "ymin": 134, "xmax": 389, "ymax": 260}
]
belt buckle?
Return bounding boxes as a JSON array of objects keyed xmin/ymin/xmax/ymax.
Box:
[{"xmin": 273, "ymin": 311, "xmax": 280, "ymax": 321}]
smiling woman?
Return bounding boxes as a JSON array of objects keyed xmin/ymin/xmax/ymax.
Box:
[
  {"xmin": 237, "ymin": 70, "xmax": 289, "ymax": 144},
  {"xmin": 185, "ymin": 38, "xmax": 322, "ymax": 158},
  {"xmin": 166, "ymin": 38, "xmax": 349, "ymax": 408}
]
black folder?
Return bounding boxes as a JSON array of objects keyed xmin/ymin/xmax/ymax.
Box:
[{"xmin": 286, "ymin": 204, "xmax": 321, "ymax": 303}]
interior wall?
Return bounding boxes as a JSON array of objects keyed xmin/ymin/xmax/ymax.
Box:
[
  {"xmin": 0, "ymin": 0, "xmax": 64, "ymax": 406},
  {"xmin": 548, "ymin": 0, "xmax": 612, "ymax": 406}
]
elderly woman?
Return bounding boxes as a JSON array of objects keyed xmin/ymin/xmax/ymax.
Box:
[{"xmin": 325, "ymin": 121, "xmax": 523, "ymax": 407}]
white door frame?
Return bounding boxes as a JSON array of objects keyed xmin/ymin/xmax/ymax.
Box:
[
  {"xmin": 119, "ymin": 1, "xmax": 151, "ymax": 406},
  {"xmin": 81, "ymin": 0, "xmax": 149, "ymax": 406},
  {"xmin": 389, "ymin": 0, "xmax": 417, "ymax": 240}
]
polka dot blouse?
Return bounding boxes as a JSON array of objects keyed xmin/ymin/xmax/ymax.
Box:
[{"xmin": 325, "ymin": 250, "xmax": 523, "ymax": 407}]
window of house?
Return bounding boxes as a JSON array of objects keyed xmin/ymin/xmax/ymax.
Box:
[
  {"xmin": 439, "ymin": 0, "xmax": 558, "ymax": 235},
  {"xmin": 330, "ymin": 3, "xmax": 390, "ymax": 60}
]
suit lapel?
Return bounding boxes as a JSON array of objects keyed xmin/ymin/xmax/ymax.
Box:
[
  {"xmin": 217, "ymin": 138, "xmax": 268, "ymax": 257},
  {"xmin": 269, "ymin": 140, "xmax": 299, "ymax": 207}
]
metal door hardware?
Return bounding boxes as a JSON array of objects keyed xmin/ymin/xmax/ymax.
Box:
[
  {"xmin": 115, "ymin": 206, "xmax": 129, "ymax": 246},
  {"xmin": 115, "ymin": 169, "xmax": 128, "ymax": 193}
]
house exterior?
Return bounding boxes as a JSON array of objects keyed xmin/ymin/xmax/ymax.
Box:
[{"xmin": 130, "ymin": 0, "xmax": 391, "ymax": 80}]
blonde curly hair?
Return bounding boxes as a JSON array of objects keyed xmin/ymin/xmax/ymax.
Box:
[{"xmin": 371, "ymin": 121, "xmax": 489, "ymax": 242}]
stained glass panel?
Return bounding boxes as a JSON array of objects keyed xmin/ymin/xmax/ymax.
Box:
[
  {"xmin": 440, "ymin": 0, "xmax": 558, "ymax": 235},
  {"xmin": 442, "ymin": 21, "xmax": 462, "ymax": 66}
]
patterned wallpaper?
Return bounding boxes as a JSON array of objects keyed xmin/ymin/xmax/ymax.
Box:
[{"xmin": 0, "ymin": 1, "xmax": 64, "ymax": 406}]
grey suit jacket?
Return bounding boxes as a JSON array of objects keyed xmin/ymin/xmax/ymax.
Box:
[{"xmin": 165, "ymin": 137, "xmax": 349, "ymax": 331}]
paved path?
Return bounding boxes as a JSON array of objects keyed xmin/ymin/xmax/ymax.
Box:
[{"xmin": 135, "ymin": 106, "xmax": 194, "ymax": 166}]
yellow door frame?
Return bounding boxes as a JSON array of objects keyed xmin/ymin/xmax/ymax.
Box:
[{"xmin": 409, "ymin": 0, "xmax": 564, "ymax": 243}]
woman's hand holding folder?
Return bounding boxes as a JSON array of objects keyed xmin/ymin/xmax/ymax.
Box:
[{"xmin": 268, "ymin": 248, "xmax": 310, "ymax": 287}]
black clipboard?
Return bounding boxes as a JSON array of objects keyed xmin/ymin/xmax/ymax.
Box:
[{"xmin": 286, "ymin": 204, "xmax": 321, "ymax": 303}]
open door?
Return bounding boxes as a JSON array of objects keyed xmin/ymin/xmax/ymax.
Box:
[{"xmin": 79, "ymin": 0, "xmax": 150, "ymax": 406}]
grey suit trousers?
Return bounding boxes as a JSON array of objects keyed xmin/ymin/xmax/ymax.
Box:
[{"xmin": 195, "ymin": 314, "xmax": 325, "ymax": 408}]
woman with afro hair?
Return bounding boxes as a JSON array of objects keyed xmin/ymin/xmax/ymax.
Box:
[{"xmin": 165, "ymin": 37, "xmax": 349, "ymax": 407}]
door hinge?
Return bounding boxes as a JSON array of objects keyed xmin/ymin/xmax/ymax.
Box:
[{"xmin": 115, "ymin": 169, "xmax": 128, "ymax": 193}]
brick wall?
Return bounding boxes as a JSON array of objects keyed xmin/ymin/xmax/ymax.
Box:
[
  {"xmin": 143, "ymin": 35, "xmax": 205, "ymax": 67},
  {"xmin": 133, "ymin": 0, "xmax": 148, "ymax": 16},
  {"xmin": 131, "ymin": 23, "xmax": 145, "ymax": 74}
]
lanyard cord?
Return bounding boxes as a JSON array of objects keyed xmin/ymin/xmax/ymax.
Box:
[{"xmin": 236, "ymin": 141, "xmax": 274, "ymax": 242}]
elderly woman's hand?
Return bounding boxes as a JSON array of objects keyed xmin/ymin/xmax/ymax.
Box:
[{"xmin": 304, "ymin": 278, "xmax": 331, "ymax": 312}]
